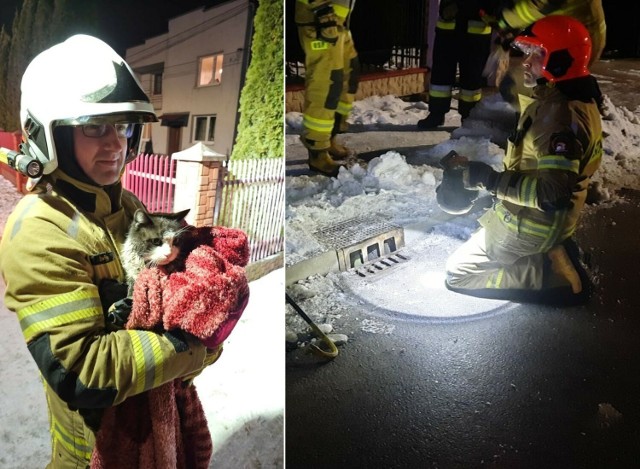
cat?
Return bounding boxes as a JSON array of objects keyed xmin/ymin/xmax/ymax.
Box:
[{"xmin": 122, "ymin": 208, "xmax": 191, "ymax": 296}]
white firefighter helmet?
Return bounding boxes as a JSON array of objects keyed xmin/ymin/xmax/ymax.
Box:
[{"xmin": 20, "ymin": 34, "xmax": 158, "ymax": 176}]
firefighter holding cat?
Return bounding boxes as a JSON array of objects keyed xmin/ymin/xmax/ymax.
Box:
[
  {"xmin": 0, "ymin": 35, "xmax": 218, "ymax": 468},
  {"xmin": 295, "ymin": 0, "xmax": 358, "ymax": 177}
]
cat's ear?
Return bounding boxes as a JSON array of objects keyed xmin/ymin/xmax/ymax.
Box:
[
  {"xmin": 133, "ymin": 209, "xmax": 153, "ymax": 226},
  {"xmin": 173, "ymin": 209, "xmax": 190, "ymax": 221}
]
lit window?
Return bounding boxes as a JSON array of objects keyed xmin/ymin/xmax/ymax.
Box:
[
  {"xmin": 192, "ymin": 115, "xmax": 216, "ymax": 142},
  {"xmin": 198, "ymin": 53, "xmax": 223, "ymax": 86}
]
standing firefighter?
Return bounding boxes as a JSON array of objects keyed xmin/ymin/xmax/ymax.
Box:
[
  {"xmin": 418, "ymin": 0, "xmax": 493, "ymax": 129},
  {"xmin": 295, "ymin": 0, "xmax": 359, "ymax": 177},
  {"xmin": 442, "ymin": 16, "xmax": 602, "ymax": 305},
  {"xmin": 0, "ymin": 35, "xmax": 219, "ymax": 468}
]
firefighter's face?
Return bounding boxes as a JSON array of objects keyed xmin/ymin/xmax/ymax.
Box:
[
  {"xmin": 73, "ymin": 125, "xmax": 127, "ymax": 186},
  {"xmin": 522, "ymin": 47, "xmax": 546, "ymax": 88}
]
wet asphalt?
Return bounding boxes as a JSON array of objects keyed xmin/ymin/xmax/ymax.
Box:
[{"xmin": 286, "ymin": 192, "xmax": 640, "ymax": 469}]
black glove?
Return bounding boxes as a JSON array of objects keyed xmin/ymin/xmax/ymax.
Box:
[
  {"xmin": 311, "ymin": 2, "xmax": 338, "ymax": 44},
  {"xmin": 496, "ymin": 28, "xmax": 518, "ymax": 50},
  {"xmin": 98, "ymin": 279, "xmax": 128, "ymax": 314},
  {"xmin": 106, "ymin": 298, "xmax": 133, "ymax": 329},
  {"xmin": 463, "ymin": 161, "xmax": 499, "ymax": 192}
]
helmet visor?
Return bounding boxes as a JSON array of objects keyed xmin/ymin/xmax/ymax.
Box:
[
  {"xmin": 512, "ymin": 38, "xmax": 546, "ymax": 57},
  {"xmin": 54, "ymin": 111, "xmax": 158, "ymax": 127}
]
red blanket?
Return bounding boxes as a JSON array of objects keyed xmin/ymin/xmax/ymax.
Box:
[{"xmin": 91, "ymin": 226, "xmax": 250, "ymax": 469}]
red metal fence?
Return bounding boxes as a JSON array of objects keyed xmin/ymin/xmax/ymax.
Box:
[
  {"xmin": 122, "ymin": 153, "xmax": 176, "ymax": 213},
  {"xmin": 216, "ymin": 157, "xmax": 284, "ymax": 263},
  {"xmin": 0, "ymin": 130, "xmax": 28, "ymax": 194}
]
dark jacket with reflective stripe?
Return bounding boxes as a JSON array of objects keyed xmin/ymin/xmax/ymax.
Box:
[
  {"xmin": 0, "ymin": 169, "xmax": 207, "ymax": 467},
  {"xmin": 490, "ymin": 81, "xmax": 602, "ymax": 249}
]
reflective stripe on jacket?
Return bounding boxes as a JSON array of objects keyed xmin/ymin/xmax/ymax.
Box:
[{"xmin": 490, "ymin": 83, "xmax": 602, "ymax": 250}]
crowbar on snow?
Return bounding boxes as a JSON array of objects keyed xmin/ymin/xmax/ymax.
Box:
[{"xmin": 285, "ymin": 293, "xmax": 339, "ymax": 359}]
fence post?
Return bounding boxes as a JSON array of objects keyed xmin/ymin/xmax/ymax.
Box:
[{"xmin": 171, "ymin": 144, "xmax": 226, "ymax": 227}]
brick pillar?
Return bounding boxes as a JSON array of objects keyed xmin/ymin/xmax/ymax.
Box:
[{"xmin": 171, "ymin": 144, "xmax": 226, "ymax": 227}]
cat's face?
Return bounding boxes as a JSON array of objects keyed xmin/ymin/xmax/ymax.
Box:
[{"xmin": 127, "ymin": 209, "xmax": 190, "ymax": 267}]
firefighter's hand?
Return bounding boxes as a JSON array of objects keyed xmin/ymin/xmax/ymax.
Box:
[
  {"xmin": 182, "ymin": 345, "xmax": 223, "ymax": 385},
  {"xmin": 463, "ymin": 161, "xmax": 499, "ymax": 192},
  {"xmin": 99, "ymin": 279, "xmax": 131, "ymax": 330},
  {"xmin": 496, "ymin": 28, "xmax": 518, "ymax": 50},
  {"xmin": 98, "ymin": 279, "xmax": 128, "ymax": 313},
  {"xmin": 311, "ymin": 1, "xmax": 338, "ymax": 43},
  {"xmin": 106, "ymin": 298, "xmax": 133, "ymax": 330}
]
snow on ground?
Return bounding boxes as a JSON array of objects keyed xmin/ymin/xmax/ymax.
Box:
[
  {"xmin": 0, "ymin": 177, "xmax": 284, "ymax": 468},
  {"xmin": 285, "ymin": 74, "xmax": 640, "ymax": 340}
]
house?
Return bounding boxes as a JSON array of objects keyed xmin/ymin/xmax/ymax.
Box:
[{"xmin": 125, "ymin": 0, "xmax": 253, "ymax": 157}]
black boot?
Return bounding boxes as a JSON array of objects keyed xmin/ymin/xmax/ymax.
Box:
[{"xmin": 417, "ymin": 113, "xmax": 445, "ymax": 130}]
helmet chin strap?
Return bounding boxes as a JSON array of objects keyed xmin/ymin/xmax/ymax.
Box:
[{"xmin": 53, "ymin": 126, "xmax": 101, "ymax": 186}]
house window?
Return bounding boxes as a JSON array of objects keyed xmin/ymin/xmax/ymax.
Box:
[
  {"xmin": 192, "ymin": 115, "xmax": 216, "ymax": 142},
  {"xmin": 197, "ymin": 53, "xmax": 223, "ymax": 86},
  {"xmin": 152, "ymin": 73, "xmax": 163, "ymax": 95}
]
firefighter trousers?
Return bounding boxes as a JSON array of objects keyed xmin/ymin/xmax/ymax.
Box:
[
  {"xmin": 297, "ymin": 23, "xmax": 359, "ymax": 150},
  {"xmin": 446, "ymin": 208, "xmax": 551, "ymax": 292},
  {"xmin": 429, "ymin": 20, "xmax": 492, "ymax": 119}
]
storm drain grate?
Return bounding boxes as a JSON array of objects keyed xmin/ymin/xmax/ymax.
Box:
[
  {"xmin": 313, "ymin": 216, "xmax": 405, "ymax": 272},
  {"xmin": 353, "ymin": 251, "xmax": 410, "ymax": 278}
]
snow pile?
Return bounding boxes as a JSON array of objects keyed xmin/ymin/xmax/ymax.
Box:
[{"xmin": 593, "ymin": 95, "xmax": 640, "ymax": 193}]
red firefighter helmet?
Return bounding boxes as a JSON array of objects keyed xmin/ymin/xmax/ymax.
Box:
[{"xmin": 513, "ymin": 15, "xmax": 592, "ymax": 83}]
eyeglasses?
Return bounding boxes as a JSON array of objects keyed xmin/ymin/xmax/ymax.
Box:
[{"xmin": 79, "ymin": 123, "xmax": 136, "ymax": 139}]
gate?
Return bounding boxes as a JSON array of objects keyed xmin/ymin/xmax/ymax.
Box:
[
  {"xmin": 215, "ymin": 157, "xmax": 284, "ymax": 263},
  {"xmin": 122, "ymin": 153, "xmax": 176, "ymax": 213}
]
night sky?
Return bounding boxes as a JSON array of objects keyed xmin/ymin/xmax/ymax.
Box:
[{"xmin": 0, "ymin": 0, "xmax": 230, "ymax": 55}]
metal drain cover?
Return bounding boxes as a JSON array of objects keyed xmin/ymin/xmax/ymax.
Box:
[
  {"xmin": 354, "ymin": 251, "xmax": 410, "ymax": 278},
  {"xmin": 314, "ymin": 216, "xmax": 405, "ymax": 271},
  {"xmin": 314, "ymin": 216, "xmax": 401, "ymax": 249}
]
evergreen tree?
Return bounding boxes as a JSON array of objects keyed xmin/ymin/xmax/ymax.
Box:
[
  {"xmin": 0, "ymin": 27, "xmax": 12, "ymax": 130},
  {"xmin": 33, "ymin": 0, "xmax": 54, "ymax": 50},
  {"xmin": 231, "ymin": 0, "xmax": 284, "ymax": 160},
  {"xmin": 6, "ymin": 0, "xmax": 38, "ymax": 131}
]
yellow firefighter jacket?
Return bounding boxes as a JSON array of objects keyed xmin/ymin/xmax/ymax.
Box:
[
  {"xmin": 487, "ymin": 81, "xmax": 602, "ymax": 253},
  {"xmin": 0, "ymin": 170, "xmax": 208, "ymax": 468}
]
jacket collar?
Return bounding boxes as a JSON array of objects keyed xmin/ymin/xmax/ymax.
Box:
[{"xmin": 45, "ymin": 170, "xmax": 123, "ymax": 218}]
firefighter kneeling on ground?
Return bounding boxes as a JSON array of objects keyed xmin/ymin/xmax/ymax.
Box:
[
  {"xmin": 438, "ymin": 15, "xmax": 602, "ymax": 305},
  {"xmin": 295, "ymin": 0, "xmax": 359, "ymax": 177}
]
